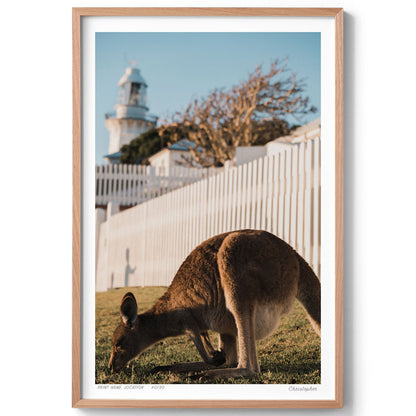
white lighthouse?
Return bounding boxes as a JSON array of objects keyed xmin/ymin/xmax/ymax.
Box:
[{"xmin": 105, "ymin": 66, "xmax": 157, "ymax": 163}]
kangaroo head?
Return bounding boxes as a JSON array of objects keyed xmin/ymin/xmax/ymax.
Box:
[{"xmin": 108, "ymin": 292, "xmax": 144, "ymax": 372}]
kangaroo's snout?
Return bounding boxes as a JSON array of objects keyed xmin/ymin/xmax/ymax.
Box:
[
  {"xmin": 108, "ymin": 353, "xmax": 121, "ymax": 372},
  {"xmin": 108, "ymin": 356, "xmax": 122, "ymax": 373},
  {"xmin": 108, "ymin": 354, "xmax": 114, "ymax": 371}
]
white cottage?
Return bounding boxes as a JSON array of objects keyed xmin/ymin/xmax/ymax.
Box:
[{"xmin": 147, "ymin": 139, "xmax": 196, "ymax": 171}]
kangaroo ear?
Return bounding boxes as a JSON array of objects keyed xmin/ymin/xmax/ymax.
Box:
[{"xmin": 120, "ymin": 292, "xmax": 138, "ymax": 327}]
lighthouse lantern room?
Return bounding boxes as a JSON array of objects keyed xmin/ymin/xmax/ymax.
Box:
[{"xmin": 105, "ymin": 66, "xmax": 157, "ymax": 162}]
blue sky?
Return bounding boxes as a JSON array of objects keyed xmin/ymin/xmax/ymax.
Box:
[{"xmin": 96, "ymin": 32, "xmax": 320, "ymax": 164}]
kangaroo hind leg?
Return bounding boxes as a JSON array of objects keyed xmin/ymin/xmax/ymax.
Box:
[{"xmin": 198, "ymin": 233, "xmax": 262, "ymax": 380}]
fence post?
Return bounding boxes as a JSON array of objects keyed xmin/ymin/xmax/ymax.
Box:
[
  {"xmin": 107, "ymin": 201, "xmax": 120, "ymax": 217},
  {"xmin": 95, "ymin": 208, "xmax": 106, "ymax": 273}
]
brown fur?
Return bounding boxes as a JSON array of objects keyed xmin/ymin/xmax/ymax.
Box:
[{"xmin": 108, "ymin": 230, "xmax": 321, "ymax": 379}]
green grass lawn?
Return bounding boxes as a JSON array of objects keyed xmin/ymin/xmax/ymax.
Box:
[{"xmin": 96, "ymin": 286, "xmax": 320, "ymax": 384}]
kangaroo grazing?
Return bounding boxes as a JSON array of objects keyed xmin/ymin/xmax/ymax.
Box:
[{"xmin": 108, "ymin": 229, "xmax": 321, "ymax": 380}]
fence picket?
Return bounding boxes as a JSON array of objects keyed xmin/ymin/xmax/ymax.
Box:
[
  {"xmin": 255, "ymin": 157, "xmax": 263, "ymax": 229},
  {"xmin": 241, "ymin": 163, "xmax": 248, "ymax": 229},
  {"xmin": 230, "ymin": 168, "xmax": 237, "ymax": 231},
  {"xmin": 272, "ymin": 155, "xmax": 279, "ymax": 236},
  {"xmin": 235, "ymin": 165, "xmax": 243, "ymax": 230},
  {"xmin": 261, "ymin": 156, "xmax": 268, "ymax": 230},
  {"xmin": 304, "ymin": 140, "xmax": 313, "ymax": 266},
  {"xmin": 312, "ymin": 139, "xmax": 321, "ymax": 275},
  {"xmin": 290, "ymin": 146, "xmax": 299, "ymax": 250},
  {"xmin": 250, "ymin": 160, "xmax": 257, "ymax": 229},
  {"xmin": 297, "ymin": 143, "xmax": 306, "ymax": 257},
  {"xmin": 278, "ymin": 151, "xmax": 285, "ymax": 239},
  {"xmin": 266, "ymin": 155, "xmax": 274, "ymax": 233}
]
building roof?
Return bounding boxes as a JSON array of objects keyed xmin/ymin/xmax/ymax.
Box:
[
  {"xmin": 147, "ymin": 140, "xmax": 194, "ymax": 163},
  {"xmin": 104, "ymin": 151, "xmax": 121, "ymax": 159},
  {"xmin": 168, "ymin": 139, "xmax": 195, "ymax": 151},
  {"xmin": 118, "ymin": 67, "xmax": 147, "ymax": 87}
]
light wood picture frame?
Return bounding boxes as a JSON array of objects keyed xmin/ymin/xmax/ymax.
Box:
[{"xmin": 73, "ymin": 7, "xmax": 343, "ymax": 408}]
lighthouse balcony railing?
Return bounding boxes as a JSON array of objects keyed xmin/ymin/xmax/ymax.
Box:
[
  {"xmin": 105, "ymin": 112, "xmax": 116, "ymax": 120},
  {"xmin": 104, "ymin": 112, "xmax": 158, "ymax": 123}
]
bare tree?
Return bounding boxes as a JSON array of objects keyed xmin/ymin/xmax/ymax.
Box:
[{"xmin": 160, "ymin": 59, "xmax": 316, "ymax": 167}]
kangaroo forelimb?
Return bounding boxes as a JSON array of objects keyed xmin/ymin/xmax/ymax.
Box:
[{"xmin": 186, "ymin": 330, "xmax": 226, "ymax": 366}]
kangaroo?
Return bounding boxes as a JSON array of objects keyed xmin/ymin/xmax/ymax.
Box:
[{"xmin": 108, "ymin": 229, "xmax": 320, "ymax": 380}]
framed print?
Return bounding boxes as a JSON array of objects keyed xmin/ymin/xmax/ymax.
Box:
[{"xmin": 73, "ymin": 7, "xmax": 343, "ymax": 408}]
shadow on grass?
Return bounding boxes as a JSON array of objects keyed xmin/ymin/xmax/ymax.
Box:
[{"xmin": 97, "ymin": 357, "xmax": 320, "ymax": 385}]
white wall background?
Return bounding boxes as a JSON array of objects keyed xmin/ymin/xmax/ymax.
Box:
[{"xmin": 0, "ymin": 0, "xmax": 415, "ymax": 415}]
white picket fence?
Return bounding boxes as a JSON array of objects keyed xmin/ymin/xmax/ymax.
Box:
[
  {"xmin": 96, "ymin": 164, "xmax": 219, "ymax": 207},
  {"xmin": 96, "ymin": 137, "xmax": 321, "ymax": 291}
]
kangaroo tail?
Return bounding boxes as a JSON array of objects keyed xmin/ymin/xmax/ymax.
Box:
[{"xmin": 295, "ymin": 253, "xmax": 321, "ymax": 336}]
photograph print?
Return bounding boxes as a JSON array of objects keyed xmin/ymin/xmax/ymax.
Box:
[{"xmin": 94, "ymin": 31, "xmax": 322, "ymax": 386}]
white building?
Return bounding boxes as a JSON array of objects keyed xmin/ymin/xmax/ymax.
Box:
[
  {"xmin": 266, "ymin": 117, "xmax": 321, "ymax": 155},
  {"xmin": 104, "ymin": 66, "xmax": 157, "ymax": 163},
  {"xmin": 234, "ymin": 118, "xmax": 321, "ymax": 165},
  {"xmin": 148, "ymin": 139, "xmax": 195, "ymax": 171}
]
